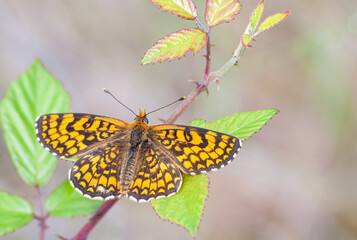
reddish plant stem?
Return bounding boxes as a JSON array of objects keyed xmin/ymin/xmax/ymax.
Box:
[
  {"xmin": 166, "ymin": 34, "xmax": 212, "ymax": 124},
  {"xmin": 34, "ymin": 185, "xmax": 47, "ymax": 240},
  {"xmin": 71, "ymin": 199, "xmax": 118, "ymax": 240},
  {"xmin": 71, "ymin": 32, "xmax": 213, "ymax": 240}
]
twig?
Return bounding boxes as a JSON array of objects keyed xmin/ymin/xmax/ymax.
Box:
[
  {"xmin": 71, "ymin": 199, "xmax": 118, "ymax": 240},
  {"xmin": 68, "ymin": 42, "xmax": 213, "ymax": 236},
  {"xmin": 69, "ymin": 20, "xmax": 248, "ymax": 240},
  {"xmin": 209, "ymin": 24, "xmax": 250, "ymax": 78},
  {"xmin": 166, "ymin": 23, "xmax": 250, "ymax": 124},
  {"xmin": 34, "ymin": 185, "xmax": 48, "ymax": 240},
  {"xmin": 165, "ymin": 34, "xmax": 212, "ymax": 124}
]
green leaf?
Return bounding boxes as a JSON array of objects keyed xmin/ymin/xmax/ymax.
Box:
[
  {"xmin": 257, "ymin": 11, "xmax": 291, "ymax": 33},
  {"xmin": 193, "ymin": 109, "xmax": 279, "ymax": 140},
  {"xmin": 250, "ymin": 0, "xmax": 264, "ymax": 32},
  {"xmin": 150, "ymin": 0, "xmax": 197, "ymax": 20},
  {"xmin": 0, "ymin": 59, "xmax": 70, "ymax": 186},
  {"xmin": 142, "ymin": 28, "xmax": 207, "ymax": 64},
  {"xmin": 205, "ymin": 0, "xmax": 242, "ymax": 28},
  {"xmin": 45, "ymin": 181, "xmax": 103, "ymax": 217},
  {"xmin": 241, "ymin": 33, "xmax": 253, "ymax": 48},
  {"xmin": 151, "ymin": 174, "xmax": 208, "ymax": 237},
  {"xmin": 151, "ymin": 109, "xmax": 277, "ymax": 236},
  {"xmin": 0, "ymin": 191, "xmax": 33, "ymax": 236},
  {"xmin": 188, "ymin": 119, "xmax": 206, "ymax": 128}
]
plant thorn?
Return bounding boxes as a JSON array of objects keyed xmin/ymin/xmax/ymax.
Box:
[{"xmin": 188, "ymin": 79, "xmax": 200, "ymax": 87}]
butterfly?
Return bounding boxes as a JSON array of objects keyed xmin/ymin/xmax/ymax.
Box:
[{"xmin": 35, "ymin": 99, "xmax": 241, "ymax": 202}]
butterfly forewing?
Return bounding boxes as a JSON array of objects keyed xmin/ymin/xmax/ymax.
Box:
[
  {"xmin": 35, "ymin": 113, "xmax": 129, "ymax": 158},
  {"xmin": 150, "ymin": 125, "xmax": 241, "ymax": 175}
]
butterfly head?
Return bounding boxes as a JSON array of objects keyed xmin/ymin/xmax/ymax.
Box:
[{"xmin": 135, "ymin": 109, "xmax": 149, "ymax": 124}]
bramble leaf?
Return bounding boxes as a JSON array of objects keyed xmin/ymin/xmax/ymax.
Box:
[
  {"xmin": 250, "ymin": 0, "xmax": 264, "ymax": 32},
  {"xmin": 0, "ymin": 191, "xmax": 33, "ymax": 236},
  {"xmin": 241, "ymin": 34, "xmax": 253, "ymax": 48},
  {"xmin": 142, "ymin": 28, "xmax": 207, "ymax": 64},
  {"xmin": 257, "ymin": 11, "xmax": 291, "ymax": 33},
  {"xmin": 151, "ymin": 174, "xmax": 208, "ymax": 237},
  {"xmin": 205, "ymin": 0, "xmax": 242, "ymax": 28},
  {"xmin": 150, "ymin": 0, "xmax": 197, "ymax": 20},
  {"xmin": 189, "ymin": 109, "xmax": 279, "ymax": 138},
  {"xmin": 0, "ymin": 59, "xmax": 70, "ymax": 186},
  {"xmin": 193, "ymin": 109, "xmax": 279, "ymax": 140},
  {"xmin": 45, "ymin": 181, "xmax": 102, "ymax": 217},
  {"xmin": 151, "ymin": 109, "xmax": 278, "ymax": 236}
]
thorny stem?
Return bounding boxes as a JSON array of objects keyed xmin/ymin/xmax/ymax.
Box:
[
  {"xmin": 34, "ymin": 185, "xmax": 48, "ymax": 240},
  {"xmin": 195, "ymin": 18, "xmax": 208, "ymax": 33},
  {"xmin": 210, "ymin": 24, "xmax": 251, "ymax": 78},
  {"xmin": 165, "ymin": 33, "xmax": 212, "ymax": 124},
  {"xmin": 70, "ymin": 35, "xmax": 212, "ymax": 237},
  {"xmin": 166, "ymin": 24, "xmax": 250, "ymax": 124},
  {"xmin": 71, "ymin": 21, "xmax": 250, "ymax": 240},
  {"xmin": 71, "ymin": 199, "xmax": 118, "ymax": 240}
]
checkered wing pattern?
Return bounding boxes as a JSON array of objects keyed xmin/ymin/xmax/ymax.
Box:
[
  {"xmin": 69, "ymin": 139, "xmax": 126, "ymax": 199},
  {"xmin": 127, "ymin": 139, "xmax": 182, "ymax": 202},
  {"xmin": 35, "ymin": 113, "xmax": 129, "ymax": 158},
  {"xmin": 150, "ymin": 125, "xmax": 241, "ymax": 175}
]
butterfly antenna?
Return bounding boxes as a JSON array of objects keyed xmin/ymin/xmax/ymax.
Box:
[
  {"xmin": 146, "ymin": 96, "xmax": 186, "ymax": 116},
  {"xmin": 103, "ymin": 88, "xmax": 138, "ymax": 117}
]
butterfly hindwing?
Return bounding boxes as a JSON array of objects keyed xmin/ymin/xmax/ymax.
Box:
[
  {"xmin": 150, "ymin": 125, "xmax": 241, "ymax": 175},
  {"xmin": 69, "ymin": 139, "xmax": 126, "ymax": 200},
  {"xmin": 128, "ymin": 139, "xmax": 182, "ymax": 202},
  {"xmin": 35, "ymin": 113, "xmax": 129, "ymax": 158}
]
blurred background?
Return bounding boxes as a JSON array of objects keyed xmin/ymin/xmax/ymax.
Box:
[{"xmin": 0, "ymin": 0, "xmax": 356, "ymax": 239}]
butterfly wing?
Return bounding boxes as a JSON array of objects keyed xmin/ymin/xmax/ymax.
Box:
[
  {"xmin": 149, "ymin": 125, "xmax": 241, "ymax": 175},
  {"xmin": 35, "ymin": 113, "xmax": 129, "ymax": 158},
  {"xmin": 127, "ymin": 139, "xmax": 182, "ymax": 202},
  {"xmin": 69, "ymin": 139, "xmax": 127, "ymax": 200}
]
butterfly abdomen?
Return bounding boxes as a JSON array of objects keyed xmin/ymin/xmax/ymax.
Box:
[{"xmin": 120, "ymin": 124, "xmax": 149, "ymax": 193}]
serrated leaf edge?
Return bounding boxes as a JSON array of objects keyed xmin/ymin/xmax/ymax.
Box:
[
  {"xmin": 205, "ymin": 0, "xmax": 242, "ymax": 28},
  {"xmin": 257, "ymin": 11, "xmax": 291, "ymax": 33},
  {"xmin": 142, "ymin": 28, "xmax": 207, "ymax": 64},
  {"xmin": 250, "ymin": 0, "xmax": 264, "ymax": 32},
  {"xmin": 233, "ymin": 109, "xmax": 279, "ymax": 140},
  {"xmin": 151, "ymin": 175, "xmax": 209, "ymax": 236},
  {"xmin": 150, "ymin": 0, "xmax": 197, "ymax": 20}
]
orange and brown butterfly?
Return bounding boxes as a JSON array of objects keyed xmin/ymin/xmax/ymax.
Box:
[{"xmin": 35, "ymin": 92, "xmax": 242, "ymax": 202}]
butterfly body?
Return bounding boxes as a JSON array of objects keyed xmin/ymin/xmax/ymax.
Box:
[{"xmin": 35, "ymin": 110, "xmax": 241, "ymax": 202}]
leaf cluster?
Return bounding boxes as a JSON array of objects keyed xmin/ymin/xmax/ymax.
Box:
[
  {"xmin": 0, "ymin": 61, "xmax": 102, "ymax": 237},
  {"xmin": 142, "ymin": 0, "xmax": 290, "ymax": 64}
]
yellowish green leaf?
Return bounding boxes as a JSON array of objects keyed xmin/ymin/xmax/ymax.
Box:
[
  {"xmin": 250, "ymin": 0, "xmax": 264, "ymax": 32},
  {"xmin": 257, "ymin": 11, "xmax": 291, "ymax": 32},
  {"xmin": 151, "ymin": 109, "xmax": 278, "ymax": 236},
  {"xmin": 189, "ymin": 109, "xmax": 279, "ymax": 140},
  {"xmin": 45, "ymin": 181, "xmax": 102, "ymax": 217},
  {"xmin": 142, "ymin": 28, "xmax": 207, "ymax": 64},
  {"xmin": 241, "ymin": 34, "xmax": 253, "ymax": 48},
  {"xmin": 0, "ymin": 60, "xmax": 70, "ymax": 186},
  {"xmin": 150, "ymin": 0, "xmax": 197, "ymax": 20},
  {"xmin": 205, "ymin": 0, "xmax": 242, "ymax": 28},
  {"xmin": 0, "ymin": 191, "xmax": 33, "ymax": 236},
  {"xmin": 151, "ymin": 174, "xmax": 208, "ymax": 237}
]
